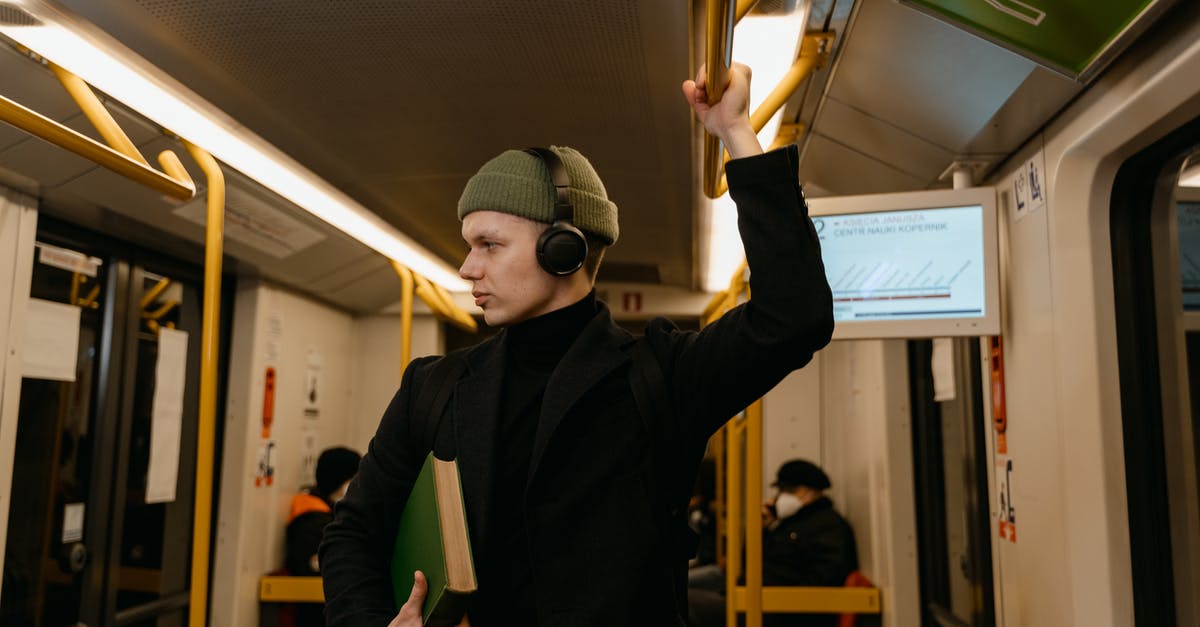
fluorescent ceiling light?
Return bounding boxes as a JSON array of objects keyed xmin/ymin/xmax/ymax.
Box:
[
  {"xmin": 0, "ymin": 1, "xmax": 469, "ymax": 291},
  {"xmin": 1181, "ymin": 163, "xmax": 1200, "ymax": 187},
  {"xmin": 703, "ymin": 6, "xmax": 809, "ymax": 292}
]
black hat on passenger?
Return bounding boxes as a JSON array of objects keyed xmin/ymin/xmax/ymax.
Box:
[
  {"xmin": 772, "ymin": 459, "xmax": 831, "ymax": 490},
  {"xmin": 316, "ymin": 447, "xmax": 361, "ymax": 496}
]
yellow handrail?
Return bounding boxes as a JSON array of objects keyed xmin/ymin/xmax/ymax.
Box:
[
  {"xmin": 412, "ymin": 271, "xmax": 478, "ymax": 333},
  {"xmin": 0, "ymin": 59, "xmax": 196, "ymax": 200},
  {"xmin": 48, "ymin": 61, "xmax": 151, "ymax": 167},
  {"xmin": 703, "ymin": 0, "xmax": 737, "ymax": 198},
  {"xmin": 0, "ymin": 92, "xmax": 196, "ymax": 200},
  {"xmin": 182, "ymin": 141, "xmax": 224, "ymax": 627},
  {"xmin": 748, "ymin": 35, "xmax": 832, "ymax": 132},
  {"xmin": 745, "ymin": 399, "xmax": 764, "ymax": 627},
  {"xmin": 731, "ymin": 586, "xmax": 881, "ymax": 614},
  {"xmin": 260, "ymin": 575, "xmax": 324, "ymax": 603},
  {"xmin": 390, "ymin": 261, "xmax": 415, "ymax": 377},
  {"xmin": 707, "ymin": 34, "xmax": 834, "ymax": 198}
]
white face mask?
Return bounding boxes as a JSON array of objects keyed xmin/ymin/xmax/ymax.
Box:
[{"xmin": 775, "ymin": 492, "xmax": 804, "ymax": 520}]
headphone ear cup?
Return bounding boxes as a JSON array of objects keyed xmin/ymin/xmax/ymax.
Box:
[{"xmin": 537, "ymin": 222, "xmax": 588, "ymax": 276}]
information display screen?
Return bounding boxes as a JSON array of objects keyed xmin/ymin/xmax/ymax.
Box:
[
  {"xmin": 816, "ymin": 205, "xmax": 985, "ymax": 321},
  {"xmin": 807, "ymin": 188, "xmax": 1000, "ymax": 339}
]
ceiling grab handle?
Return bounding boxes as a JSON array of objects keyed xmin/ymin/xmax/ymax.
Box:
[{"xmin": 180, "ymin": 141, "xmax": 224, "ymax": 627}]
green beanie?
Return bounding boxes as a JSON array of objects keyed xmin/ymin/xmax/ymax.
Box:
[{"xmin": 457, "ymin": 146, "xmax": 619, "ymax": 245}]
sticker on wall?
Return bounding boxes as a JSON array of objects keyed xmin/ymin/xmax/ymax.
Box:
[
  {"xmin": 265, "ymin": 311, "xmax": 283, "ymax": 365},
  {"xmin": 255, "ymin": 440, "xmax": 276, "ymax": 487},
  {"xmin": 1010, "ymin": 147, "xmax": 1046, "ymax": 222},
  {"xmin": 997, "ymin": 456, "xmax": 1017, "ymax": 543},
  {"xmin": 300, "ymin": 425, "xmax": 318, "ymax": 486},
  {"xmin": 62, "ymin": 502, "xmax": 85, "ymax": 543},
  {"xmin": 304, "ymin": 347, "xmax": 322, "ymax": 419}
]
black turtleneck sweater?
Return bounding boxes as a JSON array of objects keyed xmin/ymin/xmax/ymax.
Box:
[{"xmin": 473, "ymin": 291, "xmax": 597, "ymax": 624}]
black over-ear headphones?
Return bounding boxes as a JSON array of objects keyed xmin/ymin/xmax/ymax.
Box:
[{"xmin": 525, "ymin": 147, "xmax": 588, "ymax": 276}]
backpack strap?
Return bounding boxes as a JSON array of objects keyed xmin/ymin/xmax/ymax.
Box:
[{"xmin": 411, "ymin": 351, "xmax": 468, "ymax": 455}]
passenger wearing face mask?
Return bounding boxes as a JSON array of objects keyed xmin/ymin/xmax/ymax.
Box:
[
  {"xmin": 760, "ymin": 459, "xmax": 858, "ymax": 627},
  {"xmin": 687, "ymin": 459, "xmax": 858, "ymax": 627}
]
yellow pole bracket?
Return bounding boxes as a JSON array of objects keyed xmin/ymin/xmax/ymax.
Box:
[
  {"xmin": 390, "ymin": 260, "xmax": 415, "ymax": 379},
  {"xmin": 181, "ymin": 141, "xmax": 224, "ymax": 627}
]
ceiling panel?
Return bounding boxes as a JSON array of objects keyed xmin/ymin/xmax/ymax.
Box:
[
  {"xmin": 813, "ymin": 98, "xmax": 956, "ymax": 180},
  {"xmin": 822, "ymin": 0, "xmax": 1035, "ymax": 151},
  {"xmin": 58, "ymin": 0, "xmax": 696, "ymax": 288},
  {"xmin": 800, "ymin": 133, "xmax": 927, "ymax": 196}
]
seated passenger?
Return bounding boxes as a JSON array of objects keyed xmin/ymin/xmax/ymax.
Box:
[
  {"xmin": 688, "ymin": 459, "xmax": 859, "ymax": 627},
  {"xmin": 287, "ymin": 447, "xmax": 362, "ymax": 576}
]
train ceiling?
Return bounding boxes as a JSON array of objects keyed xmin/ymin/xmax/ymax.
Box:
[{"xmin": 0, "ymin": 0, "xmax": 1120, "ymax": 312}]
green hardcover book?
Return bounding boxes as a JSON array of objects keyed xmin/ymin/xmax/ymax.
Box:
[{"xmin": 391, "ymin": 453, "xmax": 477, "ymax": 626}]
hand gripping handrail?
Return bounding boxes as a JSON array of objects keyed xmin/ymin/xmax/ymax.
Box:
[
  {"xmin": 701, "ymin": 0, "xmax": 835, "ymax": 198},
  {"xmin": 0, "ymin": 57, "xmax": 196, "ymax": 200}
]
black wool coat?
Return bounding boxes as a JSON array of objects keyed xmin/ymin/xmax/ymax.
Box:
[{"xmin": 320, "ymin": 146, "xmax": 834, "ymax": 627}]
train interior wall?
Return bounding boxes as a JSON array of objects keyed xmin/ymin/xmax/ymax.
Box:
[
  {"xmin": 978, "ymin": 4, "xmax": 1200, "ymax": 626},
  {"xmin": 210, "ymin": 280, "xmax": 444, "ymax": 626}
]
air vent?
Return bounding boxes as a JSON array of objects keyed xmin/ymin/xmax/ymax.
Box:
[{"xmin": 0, "ymin": 3, "xmax": 41, "ymax": 26}]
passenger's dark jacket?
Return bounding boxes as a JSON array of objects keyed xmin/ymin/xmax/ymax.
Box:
[
  {"xmin": 763, "ymin": 497, "xmax": 859, "ymax": 627},
  {"xmin": 320, "ymin": 146, "xmax": 834, "ymax": 627}
]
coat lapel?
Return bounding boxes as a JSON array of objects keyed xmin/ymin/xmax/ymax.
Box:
[
  {"xmin": 452, "ymin": 333, "xmax": 505, "ymax": 557},
  {"xmin": 527, "ymin": 303, "xmax": 633, "ymax": 482}
]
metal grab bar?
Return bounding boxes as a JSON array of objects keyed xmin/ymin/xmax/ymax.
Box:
[
  {"xmin": 391, "ymin": 261, "xmax": 415, "ymax": 378},
  {"xmin": 702, "ymin": 0, "xmax": 737, "ymax": 199},
  {"xmin": 730, "ymin": 586, "xmax": 882, "ymax": 614},
  {"xmin": 0, "ymin": 92, "xmax": 196, "ymax": 199},
  {"xmin": 0, "ymin": 58, "xmax": 196, "ymax": 200},
  {"xmin": 391, "ymin": 260, "xmax": 478, "ymax": 378},
  {"xmin": 182, "ymin": 141, "xmax": 224, "ymax": 627},
  {"xmin": 701, "ymin": 0, "xmax": 835, "ymax": 199}
]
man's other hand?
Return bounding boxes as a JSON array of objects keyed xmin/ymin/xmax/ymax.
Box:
[{"xmin": 388, "ymin": 571, "xmax": 470, "ymax": 627}]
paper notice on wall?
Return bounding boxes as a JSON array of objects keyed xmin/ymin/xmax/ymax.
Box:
[
  {"xmin": 931, "ymin": 337, "xmax": 956, "ymax": 401},
  {"xmin": 147, "ymin": 328, "xmax": 188, "ymax": 504},
  {"xmin": 1010, "ymin": 148, "xmax": 1046, "ymax": 222},
  {"xmin": 62, "ymin": 502, "xmax": 85, "ymax": 543},
  {"xmin": 22, "ymin": 298, "xmax": 81, "ymax": 381}
]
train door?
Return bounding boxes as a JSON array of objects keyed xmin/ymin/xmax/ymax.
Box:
[
  {"xmin": 1111, "ymin": 115, "xmax": 1200, "ymax": 626},
  {"xmin": 908, "ymin": 337, "xmax": 996, "ymax": 627},
  {"xmin": 0, "ymin": 218, "xmax": 206, "ymax": 627}
]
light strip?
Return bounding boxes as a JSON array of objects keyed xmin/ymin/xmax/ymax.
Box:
[
  {"xmin": 1181, "ymin": 163, "xmax": 1200, "ymax": 187},
  {"xmin": 703, "ymin": 5, "xmax": 809, "ymax": 292},
  {"xmin": 0, "ymin": 1, "xmax": 469, "ymax": 290}
]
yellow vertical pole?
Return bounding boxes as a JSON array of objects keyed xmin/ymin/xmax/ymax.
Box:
[
  {"xmin": 744, "ymin": 398, "xmax": 764, "ymax": 627},
  {"xmin": 725, "ymin": 419, "xmax": 743, "ymax": 627},
  {"xmin": 182, "ymin": 141, "xmax": 223, "ymax": 627},
  {"xmin": 390, "ymin": 261, "xmax": 414, "ymax": 378}
]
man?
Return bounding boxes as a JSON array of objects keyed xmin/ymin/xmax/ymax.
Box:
[
  {"xmin": 760, "ymin": 459, "xmax": 859, "ymax": 627},
  {"xmin": 320, "ymin": 62, "xmax": 833, "ymax": 627}
]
